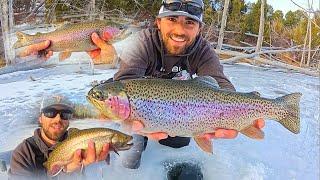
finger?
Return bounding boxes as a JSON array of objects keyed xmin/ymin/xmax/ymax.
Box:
[
  {"xmin": 19, "ymin": 40, "xmax": 50, "ymax": 57},
  {"xmin": 84, "ymin": 140, "xmax": 96, "ymax": 165},
  {"xmin": 45, "ymin": 51, "xmax": 53, "ymax": 60},
  {"xmin": 97, "ymin": 144, "xmax": 110, "ymax": 161},
  {"xmin": 47, "ymin": 51, "xmax": 53, "ymax": 57},
  {"xmin": 92, "ymin": 33, "xmax": 107, "ymax": 49},
  {"xmin": 72, "ymin": 149, "xmax": 82, "ymax": 163},
  {"xmin": 87, "ymin": 49, "xmax": 100, "ymax": 59},
  {"xmin": 132, "ymin": 120, "xmax": 144, "ymax": 132},
  {"xmin": 214, "ymin": 129, "xmax": 238, "ymax": 139},
  {"xmin": 102, "ymin": 31, "xmax": 112, "ymax": 41},
  {"xmin": 254, "ymin": 119, "xmax": 265, "ymax": 129},
  {"xmin": 65, "ymin": 149, "xmax": 82, "ymax": 173},
  {"xmin": 147, "ymin": 132, "xmax": 168, "ymax": 140}
]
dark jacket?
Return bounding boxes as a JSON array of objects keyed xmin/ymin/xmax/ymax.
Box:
[
  {"xmin": 115, "ymin": 28, "xmax": 235, "ymax": 169},
  {"xmin": 8, "ymin": 129, "xmax": 68, "ymax": 179}
]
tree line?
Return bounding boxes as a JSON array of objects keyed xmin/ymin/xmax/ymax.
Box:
[{"xmin": 2, "ymin": 0, "xmax": 319, "ymax": 69}]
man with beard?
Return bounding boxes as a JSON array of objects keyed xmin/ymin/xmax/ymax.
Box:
[{"xmin": 8, "ymin": 95, "xmax": 110, "ymax": 179}]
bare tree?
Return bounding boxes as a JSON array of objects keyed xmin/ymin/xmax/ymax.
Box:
[
  {"xmin": 89, "ymin": 0, "xmax": 95, "ymax": 20},
  {"xmin": 299, "ymin": 0, "xmax": 313, "ymax": 67},
  {"xmin": 306, "ymin": 0, "xmax": 313, "ymax": 67},
  {"xmin": 255, "ymin": 0, "xmax": 266, "ymax": 53},
  {"xmin": 216, "ymin": 0, "xmax": 230, "ymax": 50},
  {"xmin": 0, "ymin": 0, "xmax": 15, "ymax": 65}
]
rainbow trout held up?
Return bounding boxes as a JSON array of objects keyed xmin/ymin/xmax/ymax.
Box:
[
  {"xmin": 43, "ymin": 127, "xmax": 133, "ymax": 176},
  {"xmin": 13, "ymin": 20, "xmax": 131, "ymax": 61},
  {"xmin": 86, "ymin": 76, "xmax": 302, "ymax": 154}
]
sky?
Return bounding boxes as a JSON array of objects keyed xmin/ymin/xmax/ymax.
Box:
[{"xmin": 246, "ymin": 0, "xmax": 320, "ymax": 14}]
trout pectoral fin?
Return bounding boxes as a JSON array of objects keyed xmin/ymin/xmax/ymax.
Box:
[
  {"xmin": 240, "ymin": 125, "xmax": 264, "ymax": 139},
  {"xmin": 59, "ymin": 51, "xmax": 72, "ymax": 61},
  {"xmin": 110, "ymin": 144, "xmax": 120, "ymax": 155},
  {"xmin": 105, "ymin": 154, "xmax": 111, "ymax": 165},
  {"xmin": 49, "ymin": 164, "xmax": 63, "ymax": 177},
  {"xmin": 194, "ymin": 136, "xmax": 213, "ymax": 154}
]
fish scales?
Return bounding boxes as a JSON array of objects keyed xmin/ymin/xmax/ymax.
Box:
[
  {"xmin": 122, "ymin": 79, "xmax": 284, "ymax": 136},
  {"xmin": 13, "ymin": 21, "xmax": 128, "ymax": 52},
  {"xmin": 86, "ymin": 77, "xmax": 301, "ymax": 153}
]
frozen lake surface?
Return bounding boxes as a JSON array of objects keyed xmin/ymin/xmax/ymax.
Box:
[{"xmin": 0, "ymin": 62, "xmax": 319, "ymax": 180}]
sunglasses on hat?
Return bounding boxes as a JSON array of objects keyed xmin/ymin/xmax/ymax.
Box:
[
  {"xmin": 163, "ymin": 1, "xmax": 203, "ymax": 16},
  {"xmin": 42, "ymin": 108, "xmax": 73, "ymax": 120}
]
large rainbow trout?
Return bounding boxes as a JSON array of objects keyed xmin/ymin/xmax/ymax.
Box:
[
  {"xmin": 13, "ymin": 20, "xmax": 131, "ymax": 61},
  {"xmin": 86, "ymin": 77, "xmax": 301, "ymax": 153},
  {"xmin": 43, "ymin": 127, "xmax": 133, "ymax": 176}
]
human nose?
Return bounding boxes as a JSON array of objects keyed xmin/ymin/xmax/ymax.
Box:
[{"xmin": 172, "ymin": 21, "xmax": 186, "ymax": 35}]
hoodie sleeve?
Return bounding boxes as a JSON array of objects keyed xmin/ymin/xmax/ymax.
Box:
[
  {"xmin": 8, "ymin": 140, "xmax": 37, "ymax": 178},
  {"xmin": 195, "ymin": 42, "xmax": 236, "ymax": 91},
  {"xmin": 114, "ymin": 32, "xmax": 149, "ymax": 81}
]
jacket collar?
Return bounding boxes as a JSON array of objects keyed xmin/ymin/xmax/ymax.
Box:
[{"xmin": 33, "ymin": 128, "xmax": 68, "ymax": 159}]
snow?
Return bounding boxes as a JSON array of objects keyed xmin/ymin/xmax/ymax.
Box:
[{"xmin": 0, "ymin": 27, "xmax": 319, "ymax": 180}]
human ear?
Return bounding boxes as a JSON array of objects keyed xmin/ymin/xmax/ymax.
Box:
[{"xmin": 156, "ymin": 18, "xmax": 161, "ymax": 29}]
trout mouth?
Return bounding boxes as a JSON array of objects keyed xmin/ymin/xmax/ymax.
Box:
[
  {"xmin": 110, "ymin": 28, "xmax": 132, "ymax": 43},
  {"xmin": 113, "ymin": 137, "xmax": 134, "ymax": 151},
  {"xmin": 119, "ymin": 140, "xmax": 134, "ymax": 151}
]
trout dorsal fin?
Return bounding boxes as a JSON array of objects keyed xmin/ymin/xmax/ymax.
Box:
[
  {"xmin": 35, "ymin": 32, "xmax": 43, "ymax": 36},
  {"xmin": 194, "ymin": 76, "xmax": 219, "ymax": 88},
  {"xmin": 247, "ymin": 91, "xmax": 261, "ymax": 97}
]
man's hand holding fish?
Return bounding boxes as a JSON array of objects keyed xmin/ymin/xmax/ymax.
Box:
[{"xmin": 62, "ymin": 141, "xmax": 110, "ymax": 173}]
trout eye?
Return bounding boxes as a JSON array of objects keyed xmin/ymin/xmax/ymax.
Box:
[{"xmin": 92, "ymin": 90, "xmax": 105, "ymax": 101}]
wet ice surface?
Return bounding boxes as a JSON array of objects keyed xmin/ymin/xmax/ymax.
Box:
[{"xmin": 0, "ymin": 63, "xmax": 319, "ymax": 180}]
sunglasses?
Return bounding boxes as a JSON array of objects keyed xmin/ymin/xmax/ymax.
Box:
[
  {"xmin": 163, "ymin": 1, "xmax": 203, "ymax": 16},
  {"xmin": 42, "ymin": 108, "xmax": 73, "ymax": 120}
]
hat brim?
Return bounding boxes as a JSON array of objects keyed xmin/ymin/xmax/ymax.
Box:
[
  {"xmin": 157, "ymin": 10, "xmax": 203, "ymax": 24},
  {"xmin": 42, "ymin": 104, "xmax": 74, "ymax": 112}
]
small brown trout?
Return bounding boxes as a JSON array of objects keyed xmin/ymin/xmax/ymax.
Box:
[
  {"xmin": 86, "ymin": 76, "xmax": 301, "ymax": 154},
  {"xmin": 13, "ymin": 20, "xmax": 131, "ymax": 61},
  {"xmin": 43, "ymin": 127, "xmax": 133, "ymax": 176}
]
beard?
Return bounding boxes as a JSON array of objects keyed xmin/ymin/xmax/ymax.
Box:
[
  {"xmin": 161, "ymin": 32, "xmax": 191, "ymax": 55},
  {"xmin": 42, "ymin": 123, "xmax": 67, "ymax": 141}
]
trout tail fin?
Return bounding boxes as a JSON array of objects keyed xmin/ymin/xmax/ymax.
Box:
[
  {"xmin": 13, "ymin": 31, "xmax": 33, "ymax": 48},
  {"xmin": 276, "ymin": 93, "xmax": 302, "ymax": 134}
]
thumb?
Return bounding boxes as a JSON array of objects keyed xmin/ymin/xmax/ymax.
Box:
[{"xmin": 91, "ymin": 33, "xmax": 107, "ymax": 49}]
